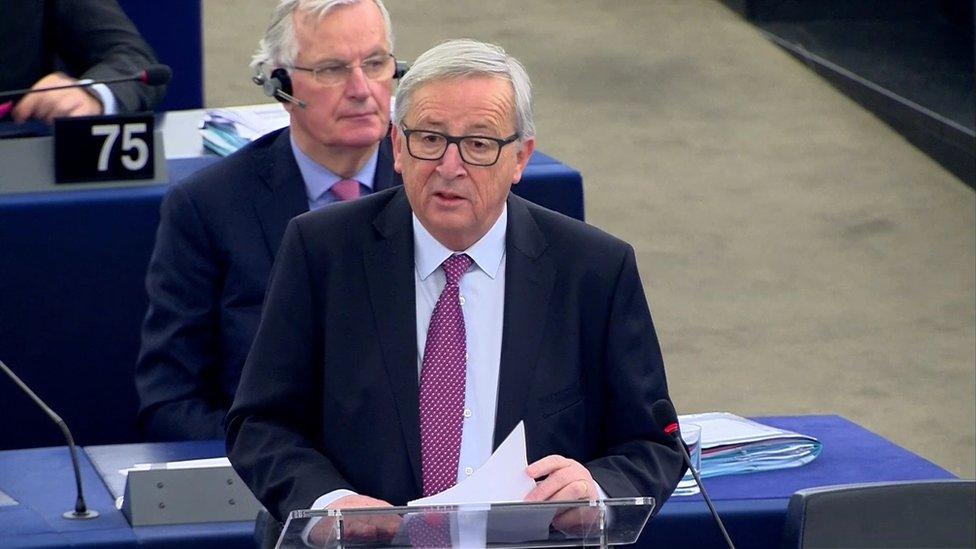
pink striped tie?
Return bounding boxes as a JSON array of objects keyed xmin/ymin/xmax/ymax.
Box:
[
  {"xmin": 419, "ymin": 253, "xmax": 472, "ymax": 497},
  {"xmin": 331, "ymin": 178, "xmax": 361, "ymax": 201}
]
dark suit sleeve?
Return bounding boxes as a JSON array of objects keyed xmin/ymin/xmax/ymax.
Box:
[
  {"xmin": 135, "ymin": 185, "xmax": 225, "ymax": 440},
  {"xmin": 53, "ymin": 0, "xmax": 167, "ymax": 112},
  {"xmin": 226, "ymin": 219, "xmax": 355, "ymax": 522},
  {"xmin": 586, "ymin": 245, "xmax": 686, "ymax": 507}
]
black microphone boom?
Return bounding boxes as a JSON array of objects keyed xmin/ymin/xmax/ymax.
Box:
[
  {"xmin": 652, "ymin": 399, "xmax": 735, "ymax": 549},
  {"xmin": 0, "ymin": 64, "xmax": 172, "ymax": 102},
  {"xmin": 0, "ymin": 358, "xmax": 99, "ymax": 520}
]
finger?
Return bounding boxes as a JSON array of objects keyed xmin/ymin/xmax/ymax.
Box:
[
  {"xmin": 346, "ymin": 520, "xmax": 378, "ymax": 541},
  {"xmin": 526, "ymin": 454, "xmax": 570, "ymax": 478},
  {"xmin": 549, "ymin": 479, "xmax": 593, "ymax": 501},
  {"xmin": 11, "ymin": 93, "xmax": 40, "ymax": 123},
  {"xmin": 526, "ymin": 464, "xmax": 591, "ymax": 502},
  {"xmin": 528, "ymin": 474, "xmax": 590, "ymax": 502},
  {"xmin": 67, "ymin": 95, "xmax": 102, "ymax": 118},
  {"xmin": 32, "ymin": 94, "xmax": 64, "ymax": 124},
  {"xmin": 43, "ymin": 91, "xmax": 94, "ymax": 123}
]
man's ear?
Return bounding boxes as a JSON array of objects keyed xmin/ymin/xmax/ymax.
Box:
[
  {"xmin": 511, "ymin": 137, "xmax": 536, "ymax": 185},
  {"xmin": 391, "ymin": 125, "xmax": 404, "ymax": 173}
]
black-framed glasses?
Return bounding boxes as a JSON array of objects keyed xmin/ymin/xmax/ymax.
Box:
[
  {"xmin": 290, "ymin": 53, "xmax": 396, "ymax": 87},
  {"xmin": 400, "ymin": 126, "xmax": 520, "ymax": 167}
]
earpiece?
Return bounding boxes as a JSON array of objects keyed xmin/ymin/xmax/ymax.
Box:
[
  {"xmin": 252, "ymin": 66, "xmax": 306, "ymax": 109},
  {"xmin": 394, "ymin": 61, "xmax": 409, "ymax": 80}
]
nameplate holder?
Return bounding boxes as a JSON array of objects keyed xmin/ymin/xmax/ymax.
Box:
[
  {"xmin": 54, "ymin": 113, "xmax": 156, "ymax": 184},
  {"xmin": 121, "ymin": 465, "xmax": 264, "ymax": 526}
]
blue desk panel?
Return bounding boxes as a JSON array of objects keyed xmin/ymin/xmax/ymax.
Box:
[
  {"xmin": 639, "ymin": 415, "xmax": 956, "ymax": 548},
  {"xmin": 0, "ymin": 152, "xmax": 582, "ymax": 452},
  {"xmin": 0, "ymin": 447, "xmax": 135, "ymax": 548},
  {"xmin": 74, "ymin": 415, "xmax": 955, "ymax": 549}
]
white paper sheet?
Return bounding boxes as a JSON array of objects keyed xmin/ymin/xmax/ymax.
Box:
[{"xmin": 408, "ymin": 422, "xmax": 535, "ymax": 506}]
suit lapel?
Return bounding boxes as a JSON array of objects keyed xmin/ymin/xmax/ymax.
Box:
[
  {"xmin": 494, "ymin": 195, "xmax": 554, "ymax": 450},
  {"xmin": 253, "ymin": 129, "xmax": 309, "ymax": 258},
  {"xmin": 363, "ymin": 189, "xmax": 423, "ymax": 492}
]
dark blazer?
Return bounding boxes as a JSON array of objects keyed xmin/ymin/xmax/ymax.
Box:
[
  {"xmin": 226, "ymin": 187, "xmax": 685, "ymax": 522},
  {"xmin": 0, "ymin": 0, "xmax": 166, "ymax": 114},
  {"xmin": 136, "ymin": 128, "xmax": 402, "ymax": 440}
]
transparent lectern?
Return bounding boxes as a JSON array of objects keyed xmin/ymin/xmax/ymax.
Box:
[{"xmin": 276, "ymin": 497, "xmax": 655, "ymax": 548}]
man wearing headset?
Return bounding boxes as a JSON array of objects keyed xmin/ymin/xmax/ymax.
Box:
[{"xmin": 135, "ymin": 0, "xmax": 402, "ymax": 440}]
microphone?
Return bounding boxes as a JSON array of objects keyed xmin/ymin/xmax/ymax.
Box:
[
  {"xmin": 652, "ymin": 399, "xmax": 735, "ymax": 549},
  {"xmin": 1, "ymin": 358, "xmax": 99, "ymax": 520},
  {"xmin": 0, "ymin": 64, "xmax": 172, "ymax": 102}
]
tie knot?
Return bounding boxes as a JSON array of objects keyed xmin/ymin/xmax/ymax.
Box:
[
  {"xmin": 442, "ymin": 254, "xmax": 472, "ymax": 285},
  {"xmin": 332, "ymin": 178, "xmax": 361, "ymax": 201}
]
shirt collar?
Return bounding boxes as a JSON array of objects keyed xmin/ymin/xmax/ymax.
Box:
[
  {"xmin": 290, "ymin": 133, "xmax": 377, "ymax": 202},
  {"xmin": 413, "ymin": 206, "xmax": 508, "ymax": 281}
]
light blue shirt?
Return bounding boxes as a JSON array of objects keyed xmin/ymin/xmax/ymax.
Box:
[
  {"xmin": 78, "ymin": 81, "xmax": 117, "ymax": 114},
  {"xmin": 413, "ymin": 207, "xmax": 508, "ymax": 484},
  {"xmin": 289, "ymin": 133, "xmax": 377, "ymax": 210}
]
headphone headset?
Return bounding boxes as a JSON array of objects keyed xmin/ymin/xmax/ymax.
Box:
[
  {"xmin": 252, "ymin": 62, "xmax": 409, "ymax": 109},
  {"xmin": 252, "ymin": 67, "xmax": 305, "ymax": 108}
]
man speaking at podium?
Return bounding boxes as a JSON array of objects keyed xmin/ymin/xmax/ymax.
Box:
[
  {"xmin": 226, "ymin": 39, "xmax": 684, "ymax": 524},
  {"xmin": 136, "ymin": 0, "xmax": 402, "ymax": 440}
]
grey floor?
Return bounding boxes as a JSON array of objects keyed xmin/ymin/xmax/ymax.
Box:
[{"xmin": 202, "ymin": 0, "xmax": 975, "ymax": 478}]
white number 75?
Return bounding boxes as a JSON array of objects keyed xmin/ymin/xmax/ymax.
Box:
[{"xmin": 91, "ymin": 123, "xmax": 149, "ymax": 172}]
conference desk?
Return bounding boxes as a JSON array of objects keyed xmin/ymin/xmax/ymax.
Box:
[{"xmin": 0, "ymin": 415, "xmax": 955, "ymax": 548}]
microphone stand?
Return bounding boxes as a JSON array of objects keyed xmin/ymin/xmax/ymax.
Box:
[
  {"xmin": 1, "ymin": 358, "xmax": 99, "ymax": 519},
  {"xmin": 676, "ymin": 438, "xmax": 735, "ymax": 549}
]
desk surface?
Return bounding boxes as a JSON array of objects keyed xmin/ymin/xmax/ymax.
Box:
[
  {"xmin": 643, "ymin": 414, "xmax": 955, "ymax": 548},
  {"xmin": 0, "ymin": 447, "xmax": 134, "ymax": 548}
]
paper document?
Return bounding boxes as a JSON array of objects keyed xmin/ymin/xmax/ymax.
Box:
[
  {"xmin": 678, "ymin": 412, "xmax": 822, "ymax": 478},
  {"xmin": 403, "ymin": 422, "xmax": 553, "ymax": 546},
  {"xmin": 200, "ymin": 104, "xmax": 290, "ymax": 156},
  {"xmin": 119, "ymin": 456, "xmax": 232, "ymax": 477},
  {"xmin": 409, "ymin": 422, "xmax": 535, "ymax": 506},
  {"xmin": 0, "ymin": 488, "xmax": 18, "ymax": 507}
]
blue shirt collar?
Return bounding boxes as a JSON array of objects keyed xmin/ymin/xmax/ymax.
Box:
[
  {"xmin": 289, "ymin": 133, "xmax": 377, "ymax": 203},
  {"xmin": 413, "ymin": 206, "xmax": 508, "ymax": 281}
]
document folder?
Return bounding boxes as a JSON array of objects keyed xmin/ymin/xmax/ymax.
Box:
[{"xmin": 277, "ymin": 497, "xmax": 655, "ymax": 548}]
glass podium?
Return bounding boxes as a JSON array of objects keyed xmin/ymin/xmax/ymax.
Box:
[{"xmin": 276, "ymin": 497, "xmax": 655, "ymax": 548}]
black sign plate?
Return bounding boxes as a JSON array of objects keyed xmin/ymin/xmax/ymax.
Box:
[{"xmin": 54, "ymin": 113, "xmax": 155, "ymax": 184}]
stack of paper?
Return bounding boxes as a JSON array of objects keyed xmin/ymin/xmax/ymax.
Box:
[
  {"xmin": 678, "ymin": 412, "xmax": 822, "ymax": 478},
  {"xmin": 199, "ymin": 105, "xmax": 290, "ymax": 156}
]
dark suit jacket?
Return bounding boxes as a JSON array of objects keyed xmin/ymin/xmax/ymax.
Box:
[
  {"xmin": 226, "ymin": 186, "xmax": 685, "ymax": 522},
  {"xmin": 0, "ymin": 0, "xmax": 166, "ymax": 114},
  {"xmin": 136, "ymin": 128, "xmax": 402, "ymax": 440}
]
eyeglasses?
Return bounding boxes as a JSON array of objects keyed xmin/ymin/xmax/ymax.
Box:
[
  {"xmin": 290, "ymin": 53, "xmax": 396, "ymax": 87},
  {"xmin": 400, "ymin": 126, "xmax": 520, "ymax": 167}
]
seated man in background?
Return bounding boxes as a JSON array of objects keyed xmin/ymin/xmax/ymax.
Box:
[
  {"xmin": 0, "ymin": 0, "xmax": 167, "ymax": 123},
  {"xmin": 136, "ymin": 0, "xmax": 402, "ymax": 440},
  {"xmin": 227, "ymin": 38, "xmax": 685, "ymax": 525}
]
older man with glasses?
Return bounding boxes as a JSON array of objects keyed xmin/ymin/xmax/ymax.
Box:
[
  {"xmin": 226, "ymin": 38, "xmax": 686, "ymax": 534},
  {"xmin": 135, "ymin": 0, "xmax": 403, "ymax": 441}
]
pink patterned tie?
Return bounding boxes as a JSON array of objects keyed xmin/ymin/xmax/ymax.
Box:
[
  {"xmin": 419, "ymin": 253, "xmax": 472, "ymax": 497},
  {"xmin": 331, "ymin": 178, "xmax": 361, "ymax": 201}
]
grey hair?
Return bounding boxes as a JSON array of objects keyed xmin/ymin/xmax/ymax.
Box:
[
  {"xmin": 393, "ymin": 39, "xmax": 535, "ymax": 139},
  {"xmin": 250, "ymin": 0, "xmax": 394, "ymax": 76}
]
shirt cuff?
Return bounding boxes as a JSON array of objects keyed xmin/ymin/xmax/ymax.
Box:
[
  {"xmin": 301, "ymin": 489, "xmax": 359, "ymax": 544},
  {"xmin": 594, "ymin": 481, "xmax": 609, "ymax": 500},
  {"xmin": 311, "ymin": 489, "xmax": 359, "ymax": 510},
  {"xmin": 88, "ymin": 83, "xmax": 118, "ymax": 115}
]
